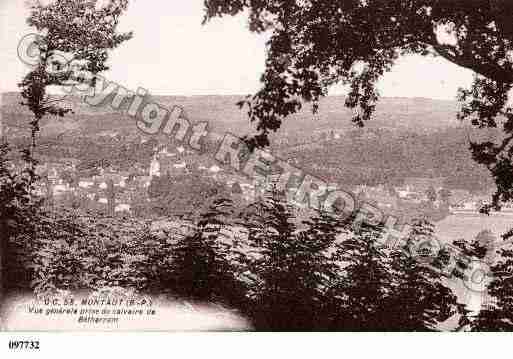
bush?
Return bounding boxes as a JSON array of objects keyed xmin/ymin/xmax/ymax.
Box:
[
  {"xmin": 6, "ymin": 210, "xmax": 173, "ymax": 296},
  {"xmin": 4, "ymin": 186, "xmax": 465, "ymax": 331}
]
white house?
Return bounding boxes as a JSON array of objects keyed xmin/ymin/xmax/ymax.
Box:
[
  {"xmin": 209, "ymin": 165, "xmax": 221, "ymax": 173},
  {"xmin": 115, "ymin": 204, "xmax": 131, "ymax": 212},
  {"xmin": 52, "ymin": 183, "xmax": 69, "ymax": 195},
  {"xmin": 78, "ymin": 180, "xmax": 94, "ymax": 188},
  {"xmin": 397, "ymin": 189, "xmax": 414, "ymax": 199}
]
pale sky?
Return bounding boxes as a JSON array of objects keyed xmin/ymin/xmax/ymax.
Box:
[{"xmin": 0, "ymin": 0, "xmax": 474, "ymax": 99}]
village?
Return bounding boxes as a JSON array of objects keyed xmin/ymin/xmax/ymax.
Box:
[{"xmin": 26, "ymin": 140, "xmax": 495, "ymax": 222}]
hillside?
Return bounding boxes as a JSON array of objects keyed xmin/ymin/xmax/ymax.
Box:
[
  {"xmin": 1, "ymin": 92, "xmax": 462, "ymax": 138},
  {"xmin": 0, "ymin": 91, "xmax": 495, "ymax": 194}
]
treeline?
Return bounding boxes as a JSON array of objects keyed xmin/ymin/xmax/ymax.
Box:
[{"xmin": 280, "ymin": 127, "xmax": 495, "ymax": 192}]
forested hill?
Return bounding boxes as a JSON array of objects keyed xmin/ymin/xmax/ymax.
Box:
[
  {"xmin": 0, "ymin": 92, "xmax": 495, "ymax": 192},
  {"xmin": 1, "ymin": 92, "xmax": 461, "ymax": 136}
]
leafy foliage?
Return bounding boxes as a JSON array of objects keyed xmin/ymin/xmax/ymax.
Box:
[
  {"xmin": 202, "ymin": 0, "xmax": 513, "ymax": 212},
  {"xmin": 237, "ymin": 189, "xmax": 341, "ymax": 330},
  {"xmin": 469, "ymin": 233, "xmax": 513, "ymax": 331},
  {"xmin": 233, "ymin": 190, "xmax": 462, "ymax": 331},
  {"xmin": 148, "ymin": 170, "xmax": 231, "ymax": 218},
  {"xmin": 385, "ymin": 219, "xmax": 461, "ymax": 331},
  {"xmin": 5, "ymin": 184, "xmax": 467, "ymax": 331},
  {"xmin": 19, "ymin": 0, "xmax": 132, "ymax": 152},
  {"xmin": 167, "ymin": 199, "xmax": 247, "ymax": 307},
  {"xmin": 1, "ymin": 143, "xmax": 41, "ymax": 290}
]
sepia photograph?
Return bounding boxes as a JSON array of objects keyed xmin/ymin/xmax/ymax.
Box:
[{"xmin": 1, "ymin": 0, "xmax": 513, "ymax": 339}]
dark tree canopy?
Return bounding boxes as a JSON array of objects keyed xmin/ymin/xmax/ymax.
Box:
[
  {"xmin": 203, "ymin": 0, "xmax": 513, "ymax": 212},
  {"xmin": 20, "ymin": 0, "xmax": 132, "ymax": 149}
]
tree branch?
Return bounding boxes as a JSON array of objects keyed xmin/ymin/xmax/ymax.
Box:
[{"xmin": 428, "ymin": 36, "xmax": 513, "ymax": 84}]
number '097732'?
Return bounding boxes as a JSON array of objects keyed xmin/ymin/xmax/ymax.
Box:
[{"xmin": 8, "ymin": 341, "xmax": 40, "ymax": 350}]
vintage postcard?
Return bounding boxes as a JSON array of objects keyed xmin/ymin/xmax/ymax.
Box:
[{"xmin": 1, "ymin": 0, "xmax": 513, "ymax": 341}]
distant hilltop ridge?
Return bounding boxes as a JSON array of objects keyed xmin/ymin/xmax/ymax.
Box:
[{"xmin": 0, "ymin": 92, "xmax": 462, "ymax": 136}]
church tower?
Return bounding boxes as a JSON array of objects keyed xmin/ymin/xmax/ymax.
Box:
[{"xmin": 149, "ymin": 152, "xmax": 160, "ymax": 178}]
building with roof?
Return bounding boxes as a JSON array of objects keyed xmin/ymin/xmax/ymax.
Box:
[{"xmin": 403, "ymin": 177, "xmax": 446, "ymax": 193}]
